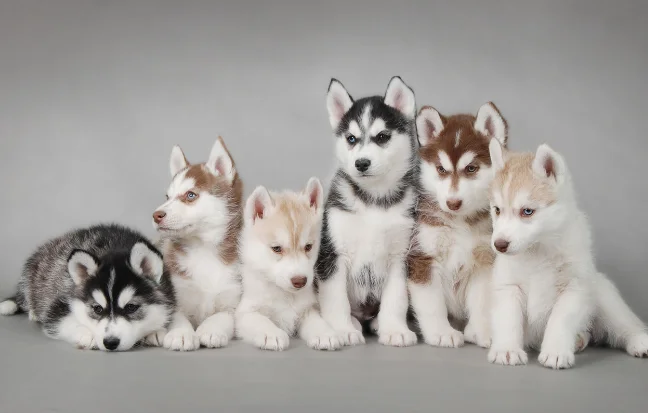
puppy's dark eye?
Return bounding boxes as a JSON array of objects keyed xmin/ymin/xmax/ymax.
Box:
[
  {"xmin": 374, "ymin": 132, "xmax": 391, "ymax": 144},
  {"xmin": 465, "ymin": 165, "xmax": 478, "ymax": 174},
  {"xmin": 92, "ymin": 304, "xmax": 103, "ymax": 315},
  {"xmin": 346, "ymin": 135, "xmax": 357, "ymax": 145},
  {"xmin": 304, "ymin": 243, "xmax": 313, "ymax": 252},
  {"xmin": 437, "ymin": 165, "xmax": 447, "ymax": 174},
  {"xmin": 271, "ymin": 246, "xmax": 282, "ymax": 254},
  {"xmin": 494, "ymin": 206, "xmax": 501, "ymax": 216},
  {"xmin": 520, "ymin": 208, "xmax": 535, "ymax": 217},
  {"xmin": 124, "ymin": 303, "xmax": 140, "ymax": 314}
]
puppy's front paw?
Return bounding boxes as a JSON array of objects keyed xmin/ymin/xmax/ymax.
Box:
[
  {"xmin": 424, "ymin": 328, "xmax": 464, "ymax": 348},
  {"xmin": 626, "ymin": 333, "xmax": 648, "ymax": 358},
  {"xmin": 163, "ymin": 328, "xmax": 199, "ymax": 351},
  {"xmin": 464, "ymin": 322, "xmax": 491, "ymax": 348},
  {"xmin": 488, "ymin": 347, "xmax": 528, "ymax": 366},
  {"xmin": 196, "ymin": 324, "xmax": 229, "ymax": 348},
  {"xmin": 575, "ymin": 331, "xmax": 590, "ymax": 353},
  {"xmin": 306, "ymin": 332, "xmax": 343, "ymax": 351},
  {"xmin": 336, "ymin": 328, "xmax": 365, "ymax": 346},
  {"xmin": 538, "ymin": 350, "xmax": 575, "ymax": 369},
  {"xmin": 144, "ymin": 329, "xmax": 167, "ymax": 347},
  {"xmin": 254, "ymin": 329, "xmax": 290, "ymax": 351},
  {"xmin": 379, "ymin": 328, "xmax": 418, "ymax": 347},
  {"xmin": 75, "ymin": 329, "xmax": 97, "ymax": 350}
]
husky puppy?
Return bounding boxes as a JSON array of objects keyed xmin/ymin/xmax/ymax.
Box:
[
  {"xmin": 407, "ymin": 103, "xmax": 506, "ymax": 348},
  {"xmin": 0, "ymin": 224, "xmax": 175, "ymax": 351},
  {"xmin": 151, "ymin": 137, "xmax": 243, "ymax": 351},
  {"xmin": 316, "ymin": 76, "xmax": 419, "ymax": 347},
  {"xmin": 488, "ymin": 141, "xmax": 648, "ymax": 369},
  {"xmin": 235, "ymin": 178, "xmax": 341, "ymax": 351}
]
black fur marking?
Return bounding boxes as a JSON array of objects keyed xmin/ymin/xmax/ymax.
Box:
[
  {"xmin": 338, "ymin": 168, "xmax": 419, "ymax": 209},
  {"xmin": 43, "ymin": 298, "xmax": 71, "ymax": 336},
  {"xmin": 334, "ymin": 96, "xmax": 411, "ymax": 137},
  {"xmin": 315, "ymin": 211, "xmax": 339, "ymax": 282}
]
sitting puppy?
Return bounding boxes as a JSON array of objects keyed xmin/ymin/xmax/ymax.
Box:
[
  {"xmin": 0, "ymin": 224, "xmax": 176, "ymax": 351},
  {"xmin": 488, "ymin": 141, "xmax": 648, "ymax": 369},
  {"xmin": 235, "ymin": 178, "xmax": 341, "ymax": 351}
]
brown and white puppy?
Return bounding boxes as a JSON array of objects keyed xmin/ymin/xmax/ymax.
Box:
[
  {"xmin": 407, "ymin": 103, "xmax": 507, "ymax": 348},
  {"xmin": 235, "ymin": 178, "xmax": 341, "ymax": 351},
  {"xmin": 149, "ymin": 137, "xmax": 243, "ymax": 351}
]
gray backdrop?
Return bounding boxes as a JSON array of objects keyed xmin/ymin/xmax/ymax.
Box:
[{"xmin": 1, "ymin": 1, "xmax": 647, "ymax": 413}]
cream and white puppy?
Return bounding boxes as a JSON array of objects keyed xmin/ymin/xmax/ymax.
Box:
[
  {"xmin": 235, "ymin": 178, "xmax": 341, "ymax": 351},
  {"xmin": 488, "ymin": 141, "xmax": 648, "ymax": 369}
]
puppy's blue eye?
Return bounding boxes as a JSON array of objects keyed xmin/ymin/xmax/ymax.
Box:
[
  {"xmin": 185, "ymin": 191, "xmax": 198, "ymax": 202},
  {"xmin": 346, "ymin": 135, "xmax": 357, "ymax": 145},
  {"xmin": 521, "ymin": 208, "xmax": 535, "ymax": 217}
]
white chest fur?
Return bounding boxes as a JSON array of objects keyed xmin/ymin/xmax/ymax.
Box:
[
  {"xmin": 172, "ymin": 245, "xmax": 241, "ymax": 327},
  {"xmin": 328, "ymin": 191, "xmax": 415, "ymax": 304}
]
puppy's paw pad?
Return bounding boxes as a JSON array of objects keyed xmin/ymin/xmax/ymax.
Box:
[
  {"xmin": 424, "ymin": 329, "xmax": 464, "ymax": 348},
  {"xmin": 538, "ymin": 351, "xmax": 575, "ymax": 369},
  {"xmin": 488, "ymin": 348, "xmax": 528, "ymax": 366},
  {"xmin": 163, "ymin": 328, "xmax": 199, "ymax": 351},
  {"xmin": 144, "ymin": 329, "xmax": 167, "ymax": 347},
  {"xmin": 379, "ymin": 329, "xmax": 418, "ymax": 347},
  {"xmin": 626, "ymin": 333, "xmax": 648, "ymax": 358},
  {"xmin": 254, "ymin": 330, "xmax": 290, "ymax": 351}
]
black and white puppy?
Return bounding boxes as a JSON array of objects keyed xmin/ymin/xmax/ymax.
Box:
[
  {"xmin": 0, "ymin": 224, "xmax": 176, "ymax": 351},
  {"xmin": 316, "ymin": 76, "xmax": 419, "ymax": 347}
]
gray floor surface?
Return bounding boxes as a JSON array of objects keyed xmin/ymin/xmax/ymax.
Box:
[{"xmin": 1, "ymin": 313, "xmax": 646, "ymax": 413}]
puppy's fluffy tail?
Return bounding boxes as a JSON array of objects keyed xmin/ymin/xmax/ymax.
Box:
[{"xmin": 0, "ymin": 297, "xmax": 21, "ymax": 315}]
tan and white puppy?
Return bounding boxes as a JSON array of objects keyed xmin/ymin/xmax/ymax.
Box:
[
  {"xmin": 407, "ymin": 103, "xmax": 506, "ymax": 348},
  {"xmin": 149, "ymin": 137, "xmax": 243, "ymax": 351},
  {"xmin": 488, "ymin": 141, "xmax": 648, "ymax": 369},
  {"xmin": 235, "ymin": 178, "xmax": 340, "ymax": 351}
]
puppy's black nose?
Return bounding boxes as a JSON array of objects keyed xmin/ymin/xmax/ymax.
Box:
[
  {"xmin": 355, "ymin": 158, "xmax": 371, "ymax": 172},
  {"xmin": 494, "ymin": 239, "xmax": 510, "ymax": 253},
  {"xmin": 103, "ymin": 337, "xmax": 120, "ymax": 351}
]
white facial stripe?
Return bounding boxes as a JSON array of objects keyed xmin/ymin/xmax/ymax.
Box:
[
  {"xmin": 455, "ymin": 130, "xmax": 461, "ymax": 147},
  {"xmin": 438, "ymin": 151, "xmax": 454, "ymax": 172},
  {"xmin": 457, "ymin": 151, "xmax": 476, "ymax": 170},
  {"xmin": 171, "ymin": 175, "xmax": 196, "ymax": 197},
  {"xmin": 369, "ymin": 118, "xmax": 386, "ymax": 136},
  {"xmin": 92, "ymin": 290, "xmax": 107, "ymax": 308},
  {"xmin": 117, "ymin": 287, "xmax": 136, "ymax": 308},
  {"xmin": 361, "ymin": 104, "xmax": 372, "ymax": 132},
  {"xmin": 348, "ymin": 121, "xmax": 362, "ymax": 139}
]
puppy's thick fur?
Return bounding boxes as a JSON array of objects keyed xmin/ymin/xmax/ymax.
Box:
[
  {"xmin": 0, "ymin": 224, "xmax": 175, "ymax": 351},
  {"xmin": 235, "ymin": 178, "xmax": 341, "ymax": 351},
  {"xmin": 316, "ymin": 77, "xmax": 419, "ymax": 347},
  {"xmin": 488, "ymin": 141, "xmax": 648, "ymax": 369},
  {"xmin": 152, "ymin": 137, "xmax": 243, "ymax": 351},
  {"xmin": 407, "ymin": 103, "xmax": 506, "ymax": 348}
]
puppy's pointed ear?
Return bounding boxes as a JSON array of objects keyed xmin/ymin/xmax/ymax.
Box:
[
  {"xmin": 130, "ymin": 242, "xmax": 164, "ymax": 284},
  {"xmin": 245, "ymin": 186, "xmax": 274, "ymax": 224},
  {"xmin": 68, "ymin": 250, "xmax": 99, "ymax": 285},
  {"xmin": 303, "ymin": 177, "xmax": 324, "ymax": 213},
  {"xmin": 489, "ymin": 138, "xmax": 507, "ymax": 172},
  {"xmin": 475, "ymin": 102, "xmax": 508, "ymax": 146},
  {"xmin": 532, "ymin": 144, "xmax": 566, "ymax": 184},
  {"xmin": 384, "ymin": 76, "xmax": 416, "ymax": 118},
  {"xmin": 170, "ymin": 145, "xmax": 189, "ymax": 177},
  {"xmin": 206, "ymin": 136, "xmax": 236, "ymax": 184},
  {"xmin": 416, "ymin": 106, "xmax": 445, "ymax": 146},
  {"xmin": 327, "ymin": 79, "xmax": 354, "ymax": 130}
]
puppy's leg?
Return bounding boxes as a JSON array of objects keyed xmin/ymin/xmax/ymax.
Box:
[
  {"xmin": 42, "ymin": 299, "xmax": 96, "ymax": 350},
  {"xmin": 318, "ymin": 259, "xmax": 364, "ymax": 346},
  {"xmin": 488, "ymin": 284, "xmax": 528, "ymax": 366},
  {"xmin": 162, "ymin": 312, "xmax": 200, "ymax": 352},
  {"xmin": 464, "ymin": 270, "xmax": 491, "ymax": 348},
  {"xmin": 409, "ymin": 275, "xmax": 463, "ymax": 348},
  {"xmin": 538, "ymin": 284, "xmax": 592, "ymax": 369},
  {"xmin": 235, "ymin": 311, "xmax": 290, "ymax": 351},
  {"xmin": 196, "ymin": 311, "xmax": 234, "ymax": 348},
  {"xmin": 299, "ymin": 307, "xmax": 342, "ymax": 351},
  {"xmin": 377, "ymin": 262, "xmax": 417, "ymax": 347},
  {"xmin": 593, "ymin": 273, "xmax": 648, "ymax": 357}
]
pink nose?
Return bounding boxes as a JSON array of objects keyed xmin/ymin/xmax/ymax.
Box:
[
  {"xmin": 153, "ymin": 211, "xmax": 166, "ymax": 224},
  {"xmin": 494, "ymin": 239, "xmax": 510, "ymax": 253},
  {"xmin": 446, "ymin": 199, "xmax": 462, "ymax": 211},
  {"xmin": 291, "ymin": 276, "xmax": 307, "ymax": 289}
]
